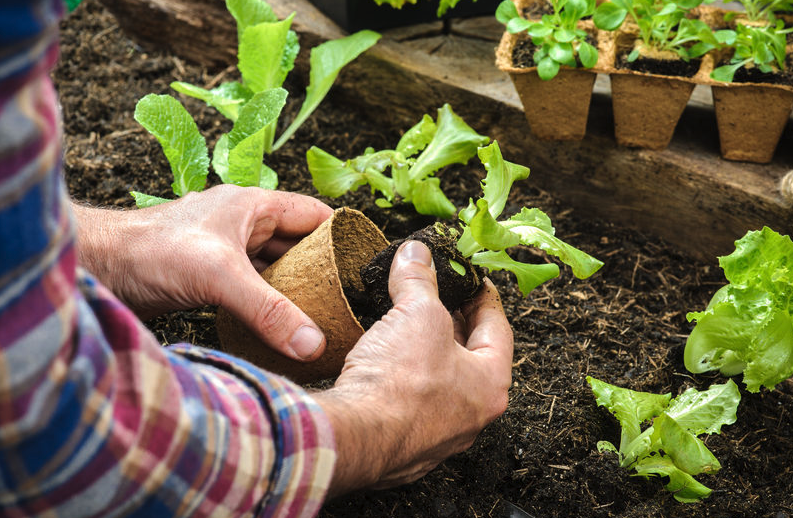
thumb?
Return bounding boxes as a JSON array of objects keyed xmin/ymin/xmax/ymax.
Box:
[
  {"xmin": 218, "ymin": 263, "xmax": 326, "ymax": 361},
  {"xmin": 388, "ymin": 241, "xmax": 440, "ymax": 307}
]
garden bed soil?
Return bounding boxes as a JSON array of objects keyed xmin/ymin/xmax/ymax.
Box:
[{"xmin": 56, "ymin": 2, "xmax": 793, "ymax": 517}]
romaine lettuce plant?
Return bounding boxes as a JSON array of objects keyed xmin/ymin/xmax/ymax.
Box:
[
  {"xmin": 497, "ymin": 0, "xmax": 599, "ymax": 80},
  {"xmin": 593, "ymin": 0, "xmax": 722, "ymax": 62},
  {"xmin": 131, "ymin": 0, "xmax": 380, "ymax": 207},
  {"xmin": 685, "ymin": 227, "xmax": 793, "ymax": 392},
  {"xmin": 710, "ymin": 21, "xmax": 792, "ymax": 82},
  {"xmin": 587, "ymin": 376, "xmax": 740, "ymax": 503},
  {"xmin": 307, "ymin": 104, "xmax": 490, "ymax": 219}
]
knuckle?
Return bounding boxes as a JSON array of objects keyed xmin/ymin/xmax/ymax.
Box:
[{"xmin": 252, "ymin": 294, "xmax": 292, "ymax": 335}]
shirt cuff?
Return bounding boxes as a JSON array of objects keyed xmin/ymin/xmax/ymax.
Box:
[{"xmin": 168, "ymin": 344, "xmax": 336, "ymax": 518}]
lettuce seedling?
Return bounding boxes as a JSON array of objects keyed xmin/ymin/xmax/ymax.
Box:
[
  {"xmin": 587, "ymin": 376, "xmax": 740, "ymax": 503},
  {"xmin": 685, "ymin": 227, "xmax": 793, "ymax": 392},
  {"xmin": 307, "ymin": 104, "xmax": 490, "ymax": 219},
  {"xmin": 455, "ymin": 141, "xmax": 603, "ymax": 294},
  {"xmin": 726, "ymin": 0, "xmax": 793, "ymax": 23},
  {"xmin": 593, "ymin": 0, "xmax": 723, "ymax": 62},
  {"xmin": 131, "ymin": 0, "xmax": 380, "ymax": 207},
  {"xmin": 374, "ymin": 0, "xmax": 481, "ymax": 16},
  {"xmin": 497, "ymin": 0, "xmax": 599, "ymax": 80},
  {"xmin": 710, "ymin": 21, "xmax": 792, "ymax": 83}
]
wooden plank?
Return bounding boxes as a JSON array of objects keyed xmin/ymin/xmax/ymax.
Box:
[{"xmin": 100, "ymin": 0, "xmax": 793, "ymax": 260}]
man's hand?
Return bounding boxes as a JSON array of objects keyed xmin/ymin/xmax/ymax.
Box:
[
  {"xmin": 315, "ymin": 241, "xmax": 513, "ymax": 496},
  {"xmin": 72, "ymin": 185, "xmax": 333, "ymax": 361}
]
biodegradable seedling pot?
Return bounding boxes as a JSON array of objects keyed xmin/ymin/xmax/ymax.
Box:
[
  {"xmin": 216, "ymin": 207, "xmax": 388, "ymax": 384},
  {"xmin": 496, "ymin": 30, "xmax": 598, "ymax": 141},
  {"xmin": 607, "ymin": 31, "xmax": 698, "ymax": 150},
  {"xmin": 711, "ymin": 84, "xmax": 793, "ymax": 163}
]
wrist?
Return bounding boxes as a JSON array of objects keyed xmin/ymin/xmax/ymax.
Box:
[{"xmin": 313, "ymin": 385, "xmax": 410, "ymax": 498}]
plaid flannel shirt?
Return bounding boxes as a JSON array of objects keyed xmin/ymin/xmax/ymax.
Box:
[{"xmin": 0, "ymin": 1, "xmax": 336, "ymax": 516}]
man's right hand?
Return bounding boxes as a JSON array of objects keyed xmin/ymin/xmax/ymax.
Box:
[{"xmin": 315, "ymin": 240, "xmax": 514, "ymax": 497}]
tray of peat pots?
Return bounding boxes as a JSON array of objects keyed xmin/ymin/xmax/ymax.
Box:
[
  {"xmin": 698, "ymin": 7, "xmax": 793, "ymax": 164},
  {"xmin": 591, "ymin": 0, "xmax": 723, "ymax": 150},
  {"xmin": 495, "ymin": 0, "xmax": 607, "ymax": 141}
]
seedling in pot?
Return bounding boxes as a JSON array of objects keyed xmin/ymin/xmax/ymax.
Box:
[
  {"xmin": 710, "ymin": 21, "xmax": 793, "ymax": 82},
  {"xmin": 374, "ymin": 0, "xmax": 483, "ymax": 16},
  {"xmin": 724, "ymin": 0, "xmax": 793, "ymax": 24},
  {"xmin": 587, "ymin": 377, "xmax": 740, "ymax": 503},
  {"xmin": 685, "ymin": 227, "xmax": 793, "ymax": 392},
  {"xmin": 307, "ymin": 104, "xmax": 490, "ymax": 219},
  {"xmin": 593, "ymin": 0, "xmax": 723, "ymax": 64},
  {"xmin": 355, "ymin": 140, "xmax": 604, "ymax": 326},
  {"xmin": 131, "ymin": 0, "xmax": 380, "ymax": 207},
  {"xmin": 496, "ymin": 0, "xmax": 599, "ymax": 80}
]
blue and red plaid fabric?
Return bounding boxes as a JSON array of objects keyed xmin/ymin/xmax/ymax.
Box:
[{"xmin": 0, "ymin": 1, "xmax": 336, "ymax": 516}]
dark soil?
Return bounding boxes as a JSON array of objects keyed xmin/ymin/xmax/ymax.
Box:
[
  {"xmin": 358, "ymin": 223, "xmax": 482, "ymax": 328},
  {"xmin": 617, "ymin": 53, "xmax": 702, "ymax": 78},
  {"xmin": 56, "ymin": 2, "xmax": 793, "ymax": 517},
  {"xmin": 717, "ymin": 56, "xmax": 793, "ymax": 86}
]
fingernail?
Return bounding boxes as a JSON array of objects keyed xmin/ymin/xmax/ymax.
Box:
[
  {"xmin": 289, "ymin": 325, "xmax": 324, "ymax": 359},
  {"xmin": 397, "ymin": 241, "xmax": 432, "ymax": 267}
]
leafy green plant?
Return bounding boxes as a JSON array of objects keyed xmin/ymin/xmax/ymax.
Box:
[
  {"xmin": 710, "ymin": 21, "xmax": 792, "ymax": 82},
  {"xmin": 726, "ymin": 0, "xmax": 793, "ymax": 23},
  {"xmin": 496, "ymin": 0, "xmax": 599, "ymax": 80},
  {"xmin": 454, "ymin": 141, "xmax": 603, "ymax": 295},
  {"xmin": 307, "ymin": 104, "xmax": 490, "ymax": 219},
  {"xmin": 593, "ymin": 0, "xmax": 721, "ymax": 62},
  {"xmin": 374, "ymin": 0, "xmax": 482, "ymax": 16},
  {"xmin": 587, "ymin": 376, "xmax": 740, "ymax": 503},
  {"xmin": 685, "ymin": 227, "xmax": 793, "ymax": 392},
  {"xmin": 131, "ymin": 0, "xmax": 380, "ymax": 207}
]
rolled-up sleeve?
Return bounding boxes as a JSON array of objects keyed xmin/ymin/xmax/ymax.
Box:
[{"xmin": 0, "ymin": 2, "xmax": 336, "ymax": 517}]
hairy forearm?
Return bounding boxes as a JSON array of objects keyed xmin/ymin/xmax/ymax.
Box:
[{"xmin": 314, "ymin": 387, "xmax": 409, "ymax": 498}]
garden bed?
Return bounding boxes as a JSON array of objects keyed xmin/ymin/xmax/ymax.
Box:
[{"xmin": 57, "ymin": 2, "xmax": 793, "ymax": 517}]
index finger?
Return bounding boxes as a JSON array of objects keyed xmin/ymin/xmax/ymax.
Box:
[
  {"xmin": 255, "ymin": 190, "xmax": 334, "ymax": 238},
  {"xmin": 462, "ymin": 278, "xmax": 514, "ymax": 361}
]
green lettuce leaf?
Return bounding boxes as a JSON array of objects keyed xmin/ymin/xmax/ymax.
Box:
[
  {"xmin": 130, "ymin": 191, "xmax": 172, "ymax": 208},
  {"xmin": 406, "ymin": 104, "xmax": 490, "ymax": 186},
  {"xmin": 411, "ymin": 177, "xmax": 457, "ymax": 218},
  {"xmin": 273, "ymin": 30, "xmax": 381, "ymax": 151},
  {"xmin": 307, "ymin": 146, "xmax": 396, "ymax": 199},
  {"xmin": 471, "ymin": 250, "xmax": 560, "ymax": 295},
  {"xmin": 226, "ymin": 0, "xmax": 278, "ymax": 41},
  {"xmin": 685, "ymin": 227, "xmax": 793, "ymax": 392},
  {"xmin": 476, "ymin": 141, "xmax": 530, "ymax": 219},
  {"xmin": 633, "ymin": 455, "xmax": 713, "ymax": 503},
  {"xmin": 134, "ymin": 94, "xmax": 209, "ymax": 197},
  {"xmin": 238, "ymin": 15, "xmax": 296, "ymax": 94},
  {"xmin": 170, "ymin": 81, "xmax": 253, "ymax": 121},
  {"xmin": 396, "ymin": 114, "xmax": 437, "ymax": 157}
]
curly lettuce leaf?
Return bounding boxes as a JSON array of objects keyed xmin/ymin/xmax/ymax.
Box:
[
  {"xmin": 587, "ymin": 377, "xmax": 739, "ymax": 503},
  {"xmin": 130, "ymin": 192, "xmax": 172, "ymax": 208},
  {"xmin": 475, "ymin": 141, "xmax": 530, "ymax": 220},
  {"xmin": 226, "ymin": 0, "xmax": 278, "ymax": 41},
  {"xmin": 404, "ymin": 104, "xmax": 489, "ymax": 187},
  {"xmin": 307, "ymin": 146, "xmax": 396, "ymax": 199},
  {"xmin": 396, "ymin": 114, "xmax": 437, "ymax": 157},
  {"xmin": 411, "ymin": 177, "xmax": 457, "ymax": 218},
  {"xmin": 685, "ymin": 227, "xmax": 793, "ymax": 392},
  {"xmin": 134, "ymin": 94, "xmax": 209, "ymax": 197},
  {"xmin": 471, "ymin": 250, "xmax": 560, "ymax": 295}
]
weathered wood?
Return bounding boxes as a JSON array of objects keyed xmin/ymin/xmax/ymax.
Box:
[{"xmin": 99, "ymin": 0, "xmax": 793, "ymax": 260}]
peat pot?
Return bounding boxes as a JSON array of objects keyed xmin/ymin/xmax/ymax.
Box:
[
  {"xmin": 607, "ymin": 30, "xmax": 698, "ymax": 150},
  {"xmin": 309, "ymin": 0, "xmax": 500, "ymax": 32},
  {"xmin": 216, "ymin": 207, "xmax": 389, "ymax": 384},
  {"xmin": 496, "ymin": 30, "xmax": 597, "ymax": 141},
  {"xmin": 711, "ymin": 84, "xmax": 793, "ymax": 164}
]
